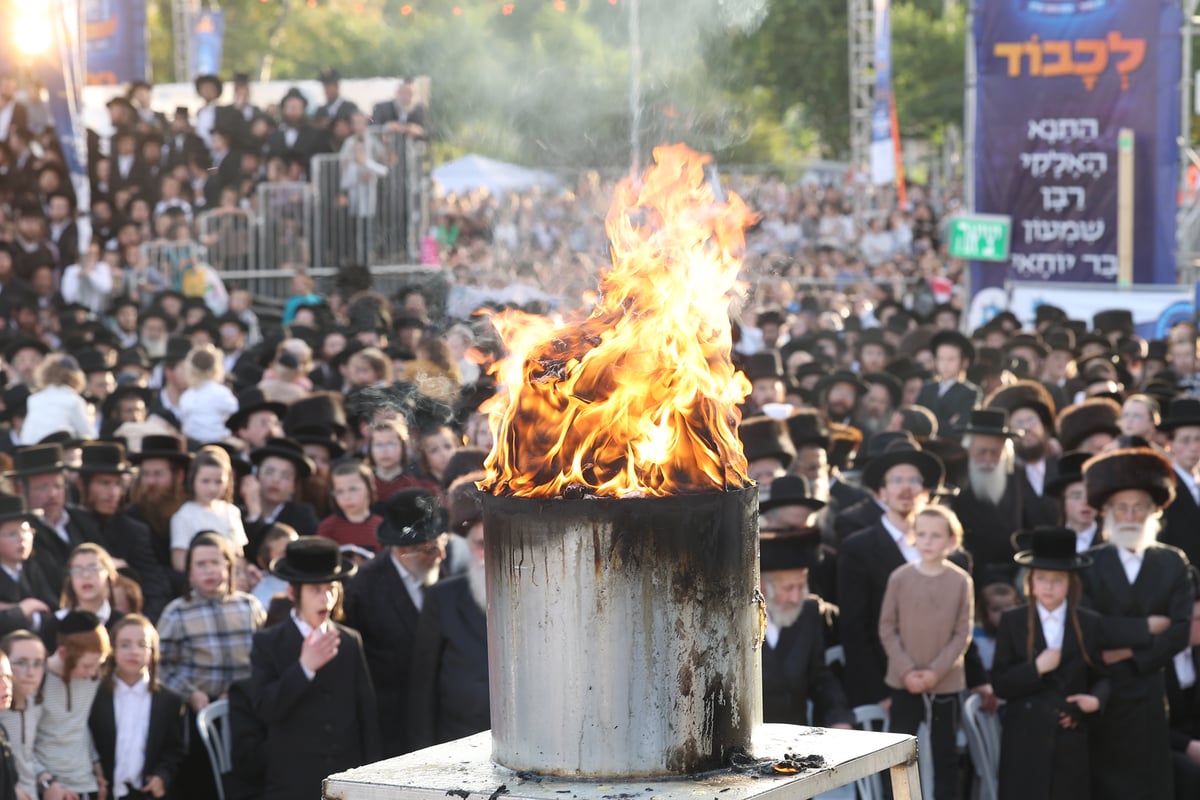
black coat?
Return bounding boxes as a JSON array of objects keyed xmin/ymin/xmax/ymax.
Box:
[
  {"xmin": 1160, "ymin": 472, "xmax": 1200, "ymax": 571},
  {"xmin": 915, "ymin": 379, "xmax": 981, "ymax": 432},
  {"xmin": 832, "ymin": 495, "xmax": 883, "ymax": 544},
  {"xmin": 952, "ymin": 471, "xmax": 1057, "ymax": 587},
  {"xmin": 343, "ymin": 553, "xmax": 422, "ymax": 756},
  {"xmin": 88, "ymin": 682, "xmax": 187, "ymax": 797},
  {"xmin": 86, "ymin": 511, "xmax": 173, "ymax": 622},
  {"xmin": 761, "ymin": 597, "xmax": 853, "ymax": 727},
  {"xmin": 30, "ymin": 507, "xmax": 92, "ymax": 598},
  {"xmin": 992, "ymin": 604, "xmax": 1110, "ymax": 800},
  {"xmin": 1167, "ymin": 646, "xmax": 1200, "ymax": 753},
  {"xmin": 244, "ymin": 502, "xmax": 320, "ymax": 560},
  {"xmin": 1081, "ymin": 542, "xmax": 1193, "ymax": 800},
  {"xmin": 249, "ymin": 620, "xmax": 381, "ymax": 800},
  {"xmin": 408, "ymin": 574, "xmax": 489, "ymax": 749},
  {"xmin": 0, "ymin": 560, "xmax": 55, "ymax": 639},
  {"xmin": 836, "ymin": 521, "xmax": 977, "ymax": 705},
  {"xmin": 264, "ymin": 126, "xmax": 328, "ymax": 168},
  {"xmin": 225, "ymin": 678, "xmax": 267, "ymax": 800}
]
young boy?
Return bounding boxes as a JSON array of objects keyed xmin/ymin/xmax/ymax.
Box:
[
  {"xmin": 879, "ymin": 504, "xmax": 973, "ymax": 800},
  {"xmin": 250, "ymin": 537, "xmax": 380, "ymax": 800},
  {"xmin": 0, "ymin": 492, "xmax": 56, "ymax": 640}
]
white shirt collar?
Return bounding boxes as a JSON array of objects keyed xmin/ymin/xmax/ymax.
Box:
[
  {"xmin": 881, "ymin": 515, "xmax": 920, "ymax": 564},
  {"xmin": 1037, "ymin": 602, "xmax": 1067, "ymax": 649},
  {"xmin": 389, "ymin": 552, "xmax": 426, "ymax": 610},
  {"xmin": 1075, "ymin": 523, "xmax": 1097, "ymax": 553},
  {"xmin": 114, "ymin": 672, "xmax": 151, "ymax": 695}
]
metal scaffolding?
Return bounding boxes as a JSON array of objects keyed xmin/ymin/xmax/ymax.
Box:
[{"xmin": 847, "ymin": 0, "xmax": 873, "ymax": 220}]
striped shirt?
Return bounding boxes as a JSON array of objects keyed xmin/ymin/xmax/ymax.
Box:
[
  {"xmin": 158, "ymin": 591, "xmax": 265, "ymax": 698},
  {"xmin": 33, "ymin": 671, "xmax": 101, "ymax": 793}
]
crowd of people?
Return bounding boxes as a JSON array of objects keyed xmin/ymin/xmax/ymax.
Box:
[{"xmin": 0, "ymin": 66, "xmax": 1193, "ymax": 800}]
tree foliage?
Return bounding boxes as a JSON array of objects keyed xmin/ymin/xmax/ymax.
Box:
[{"xmin": 144, "ymin": 0, "xmax": 963, "ymax": 166}]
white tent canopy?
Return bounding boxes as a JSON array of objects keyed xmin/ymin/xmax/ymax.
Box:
[{"xmin": 432, "ymin": 154, "xmax": 562, "ymax": 196}]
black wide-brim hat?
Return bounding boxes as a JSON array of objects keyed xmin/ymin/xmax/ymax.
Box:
[
  {"xmin": 250, "ymin": 437, "xmax": 315, "ymax": 481},
  {"xmin": 1158, "ymin": 397, "xmax": 1200, "ymax": 432},
  {"xmin": 130, "ymin": 434, "xmax": 193, "ymax": 466},
  {"xmin": 1083, "ymin": 446, "xmax": 1175, "ymax": 511},
  {"xmin": 739, "ymin": 416, "xmax": 796, "ymax": 468},
  {"xmin": 930, "ymin": 329, "xmax": 975, "ymax": 365},
  {"xmin": 377, "ymin": 487, "xmax": 446, "ymax": 547},
  {"xmin": 759, "ymin": 474, "xmax": 826, "ymax": 513},
  {"xmin": 292, "ymin": 426, "xmax": 347, "ymax": 459},
  {"xmin": 1044, "ymin": 450, "xmax": 1091, "ymax": 498},
  {"xmin": 0, "ymin": 491, "xmax": 37, "ymax": 525},
  {"xmin": 77, "ymin": 442, "xmax": 133, "ymax": 475},
  {"xmin": 270, "ymin": 536, "xmax": 357, "ymax": 584},
  {"xmin": 760, "ymin": 534, "xmax": 822, "ymax": 572},
  {"xmin": 1012, "ymin": 527, "xmax": 1093, "ymax": 571},
  {"xmin": 284, "ymin": 393, "xmax": 348, "ymax": 438},
  {"xmin": 815, "ymin": 369, "xmax": 869, "ymax": 398},
  {"xmin": 784, "ymin": 409, "xmax": 829, "ymax": 451},
  {"xmin": 4, "ymin": 337, "xmax": 49, "ymax": 363},
  {"xmin": 227, "ymin": 388, "xmax": 287, "ymax": 432},
  {"xmin": 194, "ymin": 74, "xmax": 223, "ymax": 95},
  {"xmin": 4, "ymin": 444, "xmax": 65, "ymax": 478},
  {"xmin": 955, "ymin": 409, "xmax": 1017, "ymax": 439},
  {"xmin": 861, "ymin": 445, "xmax": 945, "ymax": 492}
]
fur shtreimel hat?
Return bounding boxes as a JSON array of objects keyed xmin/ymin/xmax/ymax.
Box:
[
  {"xmin": 1083, "ymin": 447, "xmax": 1175, "ymax": 511},
  {"xmin": 986, "ymin": 380, "xmax": 1057, "ymax": 433},
  {"xmin": 1057, "ymin": 397, "xmax": 1121, "ymax": 452}
]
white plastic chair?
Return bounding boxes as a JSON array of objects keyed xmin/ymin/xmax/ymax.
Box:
[
  {"xmin": 852, "ymin": 704, "xmax": 889, "ymax": 800},
  {"xmin": 960, "ymin": 692, "xmax": 1002, "ymax": 800},
  {"xmin": 196, "ymin": 699, "xmax": 232, "ymax": 800}
]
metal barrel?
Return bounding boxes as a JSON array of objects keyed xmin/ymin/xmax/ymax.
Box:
[{"xmin": 482, "ymin": 487, "xmax": 762, "ymax": 777}]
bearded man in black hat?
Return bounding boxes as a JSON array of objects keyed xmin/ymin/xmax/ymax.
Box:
[
  {"xmin": 1080, "ymin": 447, "xmax": 1194, "ymax": 800},
  {"xmin": 250, "ymin": 536, "xmax": 379, "ymax": 800},
  {"xmin": 408, "ymin": 474, "xmax": 489, "ymax": 749},
  {"xmin": 126, "ymin": 435, "xmax": 191, "ymax": 577},
  {"xmin": 916, "ymin": 330, "xmax": 982, "ymax": 431},
  {"xmin": 8, "ymin": 444, "xmax": 91, "ymax": 594},
  {"xmin": 344, "ymin": 488, "xmax": 462, "ymax": 757},
  {"xmin": 759, "ymin": 532, "xmax": 852, "ymax": 729},
  {"xmin": 761, "ymin": 475, "xmax": 838, "ymax": 606},
  {"xmin": 952, "ymin": 409, "xmax": 1058, "ymax": 586},
  {"xmin": 73, "ymin": 443, "xmax": 171, "ymax": 620}
]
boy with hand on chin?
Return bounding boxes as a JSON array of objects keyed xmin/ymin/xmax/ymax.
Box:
[{"xmin": 250, "ymin": 537, "xmax": 379, "ymax": 800}]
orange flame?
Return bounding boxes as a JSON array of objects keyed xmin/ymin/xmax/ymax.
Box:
[{"xmin": 480, "ymin": 144, "xmax": 754, "ymax": 498}]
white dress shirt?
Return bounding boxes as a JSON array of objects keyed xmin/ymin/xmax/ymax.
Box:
[
  {"xmin": 1175, "ymin": 650, "xmax": 1197, "ymax": 690},
  {"xmin": 765, "ymin": 618, "xmax": 781, "ymax": 650},
  {"xmin": 390, "ymin": 553, "xmax": 426, "ymax": 611},
  {"xmin": 1025, "ymin": 459, "xmax": 1046, "ymax": 497},
  {"xmin": 1118, "ymin": 547, "xmax": 1144, "ymax": 585},
  {"xmin": 1074, "ymin": 523, "xmax": 1098, "ymax": 553},
  {"xmin": 882, "ymin": 516, "xmax": 920, "ymax": 564},
  {"xmin": 1037, "ymin": 602, "xmax": 1067, "ymax": 649},
  {"xmin": 1175, "ymin": 464, "xmax": 1200, "ymax": 505},
  {"xmin": 112, "ymin": 674, "xmax": 152, "ymax": 798}
]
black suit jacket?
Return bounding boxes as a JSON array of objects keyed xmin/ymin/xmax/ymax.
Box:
[
  {"xmin": 163, "ymin": 131, "xmax": 208, "ymax": 170},
  {"xmin": 952, "ymin": 471, "xmax": 1057, "ymax": 586},
  {"xmin": 249, "ymin": 620, "xmax": 380, "ymax": 800},
  {"xmin": 992, "ymin": 604, "xmax": 1110, "ymax": 800},
  {"xmin": 88, "ymin": 681, "xmax": 187, "ymax": 795},
  {"xmin": 762, "ymin": 597, "xmax": 853, "ymax": 727},
  {"xmin": 370, "ymin": 101, "xmax": 427, "ymax": 129},
  {"xmin": 343, "ymin": 553, "xmax": 422, "ymax": 757},
  {"xmin": 408, "ymin": 574, "xmax": 489, "ymax": 749},
  {"xmin": 1081, "ymin": 543, "xmax": 1193, "ymax": 800},
  {"xmin": 1166, "ymin": 646, "xmax": 1200, "ymax": 754},
  {"xmin": 836, "ymin": 521, "xmax": 975, "ymax": 705},
  {"xmin": 0, "ymin": 560, "xmax": 56, "ymax": 639},
  {"xmin": 51, "ymin": 221, "xmax": 78, "ymax": 270},
  {"xmin": 833, "ymin": 495, "xmax": 884, "ymax": 544},
  {"xmin": 244, "ymin": 502, "xmax": 320, "ymax": 560},
  {"xmin": 1160, "ymin": 472, "xmax": 1200, "ymax": 571},
  {"xmin": 264, "ymin": 126, "xmax": 328, "ymax": 168},
  {"xmin": 31, "ymin": 508, "xmax": 93, "ymax": 599},
  {"xmin": 86, "ymin": 511, "xmax": 173, "ymax": 622},
  {"xmin": 916, "ymin": 379, "xmax": 982, "ymax": 432}
]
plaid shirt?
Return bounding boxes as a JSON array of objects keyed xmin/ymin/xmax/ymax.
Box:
[{"xmin": 158, "ymin": 591, "xmax": 265, "ymax": 698}]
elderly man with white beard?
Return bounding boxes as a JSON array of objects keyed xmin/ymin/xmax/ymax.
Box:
[
  {"xmin": 759, "ymin": 533, "xmax": 853, "ymax": 729},
  {"xmin": 1080, "ymin": 447, "xmax": 1194, "ymax": 800},
  {"xmin": 408, "ymin": 474, "xmax": 489, "ymax": 749},
  {"xmin": 952, "ymin": 409, "xmax": 1059, "ymax": 587}
]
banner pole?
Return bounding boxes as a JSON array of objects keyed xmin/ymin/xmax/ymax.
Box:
[{"xmin": 1118, "ymin": 127, "xmax": 1135, "ymax": 287}]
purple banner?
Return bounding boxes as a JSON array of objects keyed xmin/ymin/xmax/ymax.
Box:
[
  {"xmin": 85, "ymin": 0, "xmax": 148, "ymax": 86},
  {"xmin": 970, "ymin": 0, "xmax": 1180, "ymax": 305}
]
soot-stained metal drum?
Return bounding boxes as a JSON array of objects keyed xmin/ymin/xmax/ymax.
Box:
[{"xmin": 482, "ymin": 486, "xmax": 762, "ymax": 778}]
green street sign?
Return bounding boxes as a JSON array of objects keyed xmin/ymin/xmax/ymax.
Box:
[{"xmin": 948, "ymin": 214, "xmax": 1013, "ymax": 262}]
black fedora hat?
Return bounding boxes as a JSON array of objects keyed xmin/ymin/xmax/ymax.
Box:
[
  {"xmin": 863, "ymin": 371, "xmax": 902, "ymax": 408},
  {"xmin": 738, "ymin": 416, "xmax": 795, "ymax": 468},
  {"xmin": 759, "ymin": 474, "xmax": 826, "ymax": 514},
  {"xmin": 131, "ymin": 434, "xmax": 192, "ymax": 467},
  {"xmin": 1012, "ymin": 526, "xmax": 1093, "ymax": 571},
  {"xmin": 270, "ymin": 536, "xmax": 357, "ymax": 584},
  {"xmin": 227, "ymin": 387, "xmax": 287, "ymax": 432},
  {"xmin": 75, "ymin": 349, "xmax": 110, "ymax": 375},
  {"xmin": 760, "ymin": 534, "xmax": 822, "ymax": 572},
  {"xmin": 956, "ymin": 409, "xmax": 1017, "ymax": 439},
  {"xmin": 250, "ymin": 438, "xmax": 315, "ymax": 480},
  {"xmin": 930, "ymin": 329, "xmax": 975, "ymax": 365},
  {"xmin": 101, "ymin": 384, "xmax": 153, "ymax": 420},
  {"xmin": 77, "ymin": 442, "xmax": 132, "ymax": 475},
  {"xmin": 815, "ymin": 369, "xmax": 869, "ymax": 398},
  {"xmin": 1159, "ymin": 397, "xmax": 1200, "ymax": 433},
  {"xmin": 860, "ymin": 438, "xmax": 944, "ymax": 492},
  {"xmin": 741, "ymin": 352, "xmax": 784, "ymax": 382},
  {"xmin": 1044, "ymin": 451, "xmax": 1091, "ymax": 498},
  {"xmin": 5, "ymin": 444, "xmax": 65, "ymax": 478},
  {"xmin": 291, "ymin": 425, "xmax": 346, "ymax": 459},
  {"xmin": 283, "ymin": 392, "xmax": 347, "ymax": 437},
  {"xmin": 784, "ymin": 409, "xmax": 829, "ymax": 450},
  {"xmin": 0, "ymin": 491, "xmax": 37, "ymax": 525},
  {"xmin": 4, "ymin": 337, "xmax": 49, "ymax": 363},
  {"xmin": 376, "ymin": 488, "xmax": 446, "ymax": 547}
]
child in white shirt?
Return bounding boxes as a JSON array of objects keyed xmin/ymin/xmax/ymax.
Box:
[
  {"xmin": 178, "ymin": 344, "xmax": 238, "ymax": 443},
  {"xmin": 170, "ymin": 446, "xmax": 247, "ymax": 571}
]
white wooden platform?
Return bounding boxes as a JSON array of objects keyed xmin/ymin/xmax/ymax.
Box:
[{"xmin": 323, "ymin": 724, "xmax": 920, "ymax": 800}]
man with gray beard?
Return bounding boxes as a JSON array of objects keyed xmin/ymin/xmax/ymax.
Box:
[
  {"xmin": 952, "ymin": 409, "xmax": 1057, "ymax": 586},
  {"xmin": 1080, "ymin": 447, "xmax": 1193, "ymax": 800},
  {"xmin": 408, "ymin": 474, "xmax": 489, "ymax": 749},
  {"xmin": 759, "ymin": 534, "xmax": 852, "ymax": 728}
]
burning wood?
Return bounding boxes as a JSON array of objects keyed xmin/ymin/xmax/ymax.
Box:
[{"xmin": 481, "ymin": 144, "xmax": 755, "ymax": 499}]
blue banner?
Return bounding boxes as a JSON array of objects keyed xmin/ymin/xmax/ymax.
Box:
[
  {"xmin": 869, "ymin": 0, "xmax": 896, "ymax": 185},
  {"xmin": 84, "ymin": 0, "xmax": 147, "ymax": 86},
  {"xmin": 970, "ymin": 0, "xmax": 1181, "ymax": 316},
  {"xmin": 191, "ymin": 10, "xmax": 225, "ymax": 79}
]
